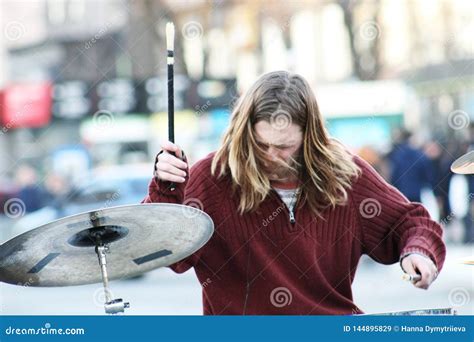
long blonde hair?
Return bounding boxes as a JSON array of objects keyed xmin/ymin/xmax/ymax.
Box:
[{"xmin": 211, "ymin": 71, "xmax": 361, "ymax": 215}]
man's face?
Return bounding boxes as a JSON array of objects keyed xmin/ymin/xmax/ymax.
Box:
[{"xmin": 254, "ymin": 121, "xmax": 303, "ymax": 182}]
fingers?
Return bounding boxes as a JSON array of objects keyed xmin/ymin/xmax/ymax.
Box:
[
  {"xmin": 401, "ymin": 257, "xmax": 416, "ymax": 275},
  {"xmin": 158, "ymin": 151, "xmax": 187, "ymax": 169},
  {"xmin": 155, "ymin": 141, "xmax": 188, "ymax": 183},
  {"xmin": 412, "ymin": 259, "xmax": 436, "ymax": 290},
  {"xmin": 161, "ymin": 141, "xmax": 184, "ymax": 160},
  {"xmin": 157, "ymin": 161, "xmax": 187, "ymax": 176},
  {"xmin": 155, "ymin": 170, "xmax": 186, "ymax": 183},
  {"xmin": 402, "ymin": 255, "xmax": 437, "ymax": 290}
]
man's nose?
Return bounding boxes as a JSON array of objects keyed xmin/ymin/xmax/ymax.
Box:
[{"xmin": 267, "ymin": 147, "xmax": 278, "ymax": 160}]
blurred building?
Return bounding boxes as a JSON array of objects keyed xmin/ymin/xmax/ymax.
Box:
[
  {"xmin": 0, "ymin": 0, "xmax": 129, "ymax": 178},
  {"xmin": 0, "ymin": 0, "xmax": 472, "ymax": 177}
]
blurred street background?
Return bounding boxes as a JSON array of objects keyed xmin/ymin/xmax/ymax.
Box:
[{"xmin": 0, "ymin": 0, "xmax": 472, "ymax": 315}]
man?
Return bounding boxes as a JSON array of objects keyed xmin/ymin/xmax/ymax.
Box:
[
  {"xmin": 387, "ymin": 129, "xmax": 434, "ymax": 203},
  {"xmin": 142, "ymin": 71, "xmax": 445, "ymax": 315}
]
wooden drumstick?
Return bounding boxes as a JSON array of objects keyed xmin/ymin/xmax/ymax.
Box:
[{"xmin": 402, "ymin": 273, "xmax": 422, "ymax": 282}]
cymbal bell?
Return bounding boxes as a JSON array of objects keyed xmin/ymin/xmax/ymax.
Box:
[
  {"xmin": 0, "ymin": 203, "xmax": 214, "ymax": 287},
  {"xmin": 451, "ymin": 150, "xmax": 474, "ymax": 174}
]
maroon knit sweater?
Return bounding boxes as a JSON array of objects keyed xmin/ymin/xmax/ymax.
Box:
[{"xmin": 142, "ymin": 152, "xmax": 446, "ymax": 315}]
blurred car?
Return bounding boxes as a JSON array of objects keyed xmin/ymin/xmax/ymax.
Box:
[{"xmin": 7, "ymin": 164, "xmax": 152, "ymax": 241}]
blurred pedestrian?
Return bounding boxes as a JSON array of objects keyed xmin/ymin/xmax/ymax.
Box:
[
  {"xmin": 15, "ymin": 164, "xmax": 47, "ymax": 213},
  {"xmin": 424, "ymin": 139, "xmax": 455, "ymax": 222},
  {"xmin": 43, "ymin": 172, "xmax": 70, "ymax": 207},
  {"xmin": 387, "ymin": 129, "xmax": 434, "ymax": 203}
]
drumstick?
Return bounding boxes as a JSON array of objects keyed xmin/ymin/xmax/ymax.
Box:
[
  {"xmin": 166, "ymin": 22, "xmax": 175, "ymax": 144},
  {"xmin": 166, "ymin": 22, "xmax": 176, "ymax": 191},
  {"xmin": 402, "ymin": 273, "xmax": 421, "ymax": 282}
]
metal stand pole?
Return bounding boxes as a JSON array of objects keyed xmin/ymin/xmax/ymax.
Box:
[{"xmin": 94, "ymin": 235, "xmax": 129, "ymax": 314}]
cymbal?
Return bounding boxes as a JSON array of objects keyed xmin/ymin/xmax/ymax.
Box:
[
  {"xmin": 451, "ymin": 150, "xmax": 474, "ymax": 174},
  {"xmin": 0, "ymin": 203, "xmax": 214, "ymax": 287}
]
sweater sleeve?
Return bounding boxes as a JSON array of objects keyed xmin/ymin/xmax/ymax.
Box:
[
  {"xmin": 141, "ymin": 152, "xmax": 220, "ymax": 273},
  {"xmin": 351, "ymin": 155, "xmax": 446, "ymax": 272}
]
